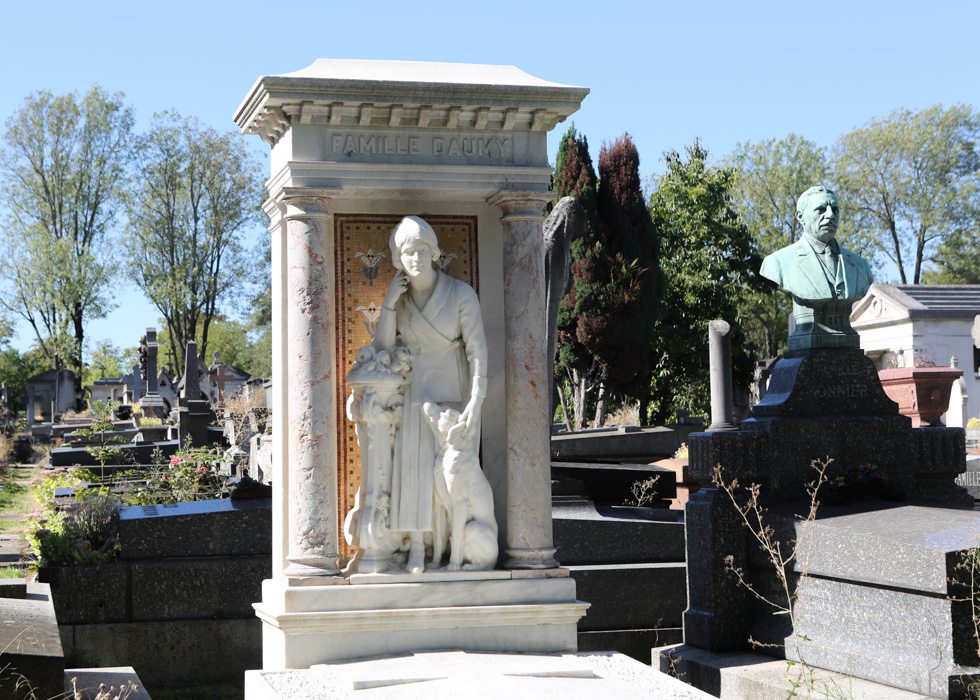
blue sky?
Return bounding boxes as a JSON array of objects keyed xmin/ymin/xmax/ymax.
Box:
[{"xmin": 2, "ymin": 0, "xmax": 977, "ymax": 357}]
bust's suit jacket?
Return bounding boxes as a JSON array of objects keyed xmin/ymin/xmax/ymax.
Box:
[{"xmin": 760, "ymin": 238, "xmax": 874, "ymax": 301}]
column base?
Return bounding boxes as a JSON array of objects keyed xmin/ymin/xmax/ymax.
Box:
[
  {"xmin": 504, "ymin": 547, "xmax": 560, "ymax": 570},
  {"xmin": 284, "ymin": 555, "xmax": 341, "ymax": 577}
]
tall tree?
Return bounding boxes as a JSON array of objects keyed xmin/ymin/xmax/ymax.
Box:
[
  {"xmin": 127, "ymin": 111, "xmax": 265, "ymax": 369},
  {"xmin": 647, "ymin": 141, "xmax": 755, "ymax": 425},
  {"xmin": 832, "ymin": 104, "xmax": 980, "ymax": 284},
  {"xmin": 558, "ymin": 133, "xmax": 662, "ymax": 428},
  {"xmin": 727, "ymin": 135, "xmax": 831, "ymax": 358},
  {"xmin": 0, "ymin": 86, "xmax": 132, "ymax": 403},
  {"xmin": 922, "ymin": 225, "xmax": 980, "ymax": 284},
  {"xmin": 552, "ymin": 125, "xmax": 602, "ymax": 429}
]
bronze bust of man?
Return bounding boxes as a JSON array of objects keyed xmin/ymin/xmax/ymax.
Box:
[{"xmin": 761, "ymin": 186, "xmax": 874, "ymax": 351}]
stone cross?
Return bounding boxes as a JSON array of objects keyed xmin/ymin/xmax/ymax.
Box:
[
  {"xmin": 183, "ymin": 342, "xmax": 200, "ymax": 401},
  {"xmin": 212, "ymin": 364, "xmax": 233, "ymax": 404}
]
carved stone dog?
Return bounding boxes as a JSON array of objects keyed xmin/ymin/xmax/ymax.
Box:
[{"xmin": 421, "ymin": 400, "xmax": 498, "ymax": 571}]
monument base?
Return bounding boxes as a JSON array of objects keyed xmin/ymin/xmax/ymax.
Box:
[
  {"xmin": 246, "ymin": 650, "xmax": 712, "ymax": 699},
  {"xmin": 252, "ymin": 571, "xmax": 589, "ymax": 671},
  {"xmin": 137, "ymin": 394, "xmax": 166, "ymax": 421}
]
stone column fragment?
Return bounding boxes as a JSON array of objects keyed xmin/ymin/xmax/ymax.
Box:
[
  {"xmin": 708, "ymin": 320, "xmax": 736, "ymax": 432},
  {"xmin": 282, "ymin": 191, "xmax": 340, "ymax": 576},
  {"xmin": 487, "ymin": 190, "xmax": 558, "ymax": 570}
]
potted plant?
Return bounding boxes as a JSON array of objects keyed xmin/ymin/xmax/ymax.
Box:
[
  {"xmin": 878, "ymin": 352, "xmax": 962, "ymax": 428},
  {"xmin": 134, "ymin": 416, "xmax": 169, "ymax": 443}
]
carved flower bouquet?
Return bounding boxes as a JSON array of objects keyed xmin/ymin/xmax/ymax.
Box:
[{"xmin": 824, "ymin": 461, "xmax": 905, "ymax": 506}]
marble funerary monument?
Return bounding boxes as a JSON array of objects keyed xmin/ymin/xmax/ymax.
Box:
[{"xmin": 234, "ymin": 60, "xmax": 592, "ymax": 689}]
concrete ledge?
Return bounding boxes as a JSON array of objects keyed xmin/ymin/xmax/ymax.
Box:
[{"xmin": 568, "ymin": 562, "xmax": 686, "ymax": 632}]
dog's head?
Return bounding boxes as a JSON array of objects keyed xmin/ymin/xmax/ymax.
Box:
[{"xmin": 421, "ymin": 401, "xmax": 461, "ymax": 441}]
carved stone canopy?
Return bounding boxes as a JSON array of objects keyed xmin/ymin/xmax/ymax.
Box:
[{"xmin": 234, "ymin": 59, "xmax": 590, "ymax": 145}]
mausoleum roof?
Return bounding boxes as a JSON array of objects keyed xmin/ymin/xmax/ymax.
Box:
[
  {"xmin": 852, "ymin": 284, "xmax": 980, "ymax": 322},
  {"xmin": 234, "ymin": 59, "xmax": 589, "ymax": 145}
]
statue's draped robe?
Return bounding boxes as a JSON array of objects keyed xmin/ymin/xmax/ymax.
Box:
[{"xmin": 377, "ymin": 271, "xmax": 487, "ymax": 532}]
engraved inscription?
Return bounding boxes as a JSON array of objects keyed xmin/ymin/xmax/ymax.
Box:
[
  {"xmin": 329, "ymin": 132, "xmax": 513, "ymax": 160},
  {"xmin": 811, "ymin": 384, "xmax": 868, "ymax": 398},
  {"xmin": 433, "ymin": 136, "xmax": 512, "ymax": 158},
  {"xmin": 333, "ymin": 134, "xmax": 420, "ymax": 156}
]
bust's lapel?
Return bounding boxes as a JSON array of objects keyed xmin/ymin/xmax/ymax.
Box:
[
  {"xmin": 840, "ymin": 249, "xmax": 859, "ymax": 297},
  {"xmin": 795, "ymin": 240, "xmax": 832, "ymax": 298}
]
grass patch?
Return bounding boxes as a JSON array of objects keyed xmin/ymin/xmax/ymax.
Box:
[
  {"xmin": 0, "ymin": 468, "xmax": 40, "ymax": 537},
  {"xmin": 0, "ymin": 566, "xmax": 28, "ymax": 579}
]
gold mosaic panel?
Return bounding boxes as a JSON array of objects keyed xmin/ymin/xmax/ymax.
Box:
[{"xmin": 334, "ymin": 214, "xmax": 479, "ymax": 558}]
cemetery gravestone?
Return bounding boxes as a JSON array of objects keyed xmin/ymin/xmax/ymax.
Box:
[
  {"xmin": 665, "ymin": 186, "xmax": 978, "ymax": 699},
  {"xmin": 138, "ymin": 328, "xmax": 166, "ymax": 419},
  {"xmin": 176, "ymin": 341, "xmax": 213, "ymax": 448}
]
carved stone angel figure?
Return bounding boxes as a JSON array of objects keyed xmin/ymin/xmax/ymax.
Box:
[{"xmin": 345, "ymin": 216, "xmax": 496, "ymax": 574}]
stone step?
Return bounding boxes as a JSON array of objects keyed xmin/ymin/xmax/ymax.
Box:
[
  {"xmin": 553, "ymin": 461, "xmax": 677, "ymax": 505},
  {"xmin": 568, "ymin": 562, "xmax": 687, "ymax": 633},
  {"xmin": 554, "ymin": 501, "xmax": 685, "ymax": 565},
  {"xmin": 579, "ymin": 627, "xmax": 683, "ymax": 665},
  {"xmin": 656, "ymin": 644, "xmax": 938, "ymax": 700},
  {"xmin": 551, "ymin": 426, "xmax": 679, "ymax": 462}
]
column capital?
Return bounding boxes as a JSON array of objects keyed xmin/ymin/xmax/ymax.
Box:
[
  {"xmin": 276, "ymin": 187, "xmax": 343, "ymax": 220},
  {"xmin": 486, "ymin": 190, "xmax": 551, "ymax": 221}
]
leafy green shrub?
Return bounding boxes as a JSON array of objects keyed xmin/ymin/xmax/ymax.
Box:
[
  {"xmin": 120, "ymin": 446, "xmax": 227, "ymax": 506},
  {"xmin": 0, "ymin": 434, "xmax": 11, "ymax": 471},
  {"xmin": 138, "ymin": 417, "xmax": 164, "ymax": 427},
  {"xmin": 29, "ymin": 491, "xmax": 119, "ymax": 567}
]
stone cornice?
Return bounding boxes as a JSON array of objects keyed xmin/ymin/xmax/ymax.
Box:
[{"xmin": 235, "ymin": 60, "xmax": 589, "ymax": 146}]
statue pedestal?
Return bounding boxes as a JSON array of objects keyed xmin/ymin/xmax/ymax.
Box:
[{"xmin": 254, "ymin": 571, "xmax": 588, "ymax": 670}]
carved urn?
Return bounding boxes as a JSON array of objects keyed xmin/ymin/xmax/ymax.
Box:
[{"xmin": 877, "ymin": 367, "xmax": 963, "ymax": 428}]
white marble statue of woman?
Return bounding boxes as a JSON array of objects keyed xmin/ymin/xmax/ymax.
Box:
[{"xmin": 372, "ymin": 216, "xmax": 488, "ymax": 573}]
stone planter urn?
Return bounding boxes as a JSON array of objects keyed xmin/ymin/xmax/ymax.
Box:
[{"xmin": 877, "ymin": 367, "xmax": 963, "ymax": 427}]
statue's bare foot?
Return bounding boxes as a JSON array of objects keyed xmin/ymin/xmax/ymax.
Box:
[
  {"xmin": 407, "ymin": 543, "xmax": 425, "ymax": 574},
  {"xmin": 447, "ymin": 561, "xmax": 461, "ymax": 572}
]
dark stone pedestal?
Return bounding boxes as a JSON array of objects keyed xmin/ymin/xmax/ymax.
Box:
[
  {"xmin": 177, "ymin": 397, "xmax": 212, "ymax": 448},
  {"xmin": 678, "ymin": 348, "xmax": 974, "ymax": 699}
]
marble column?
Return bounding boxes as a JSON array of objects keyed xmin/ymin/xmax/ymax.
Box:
[
  {"xmin": 487, "ymin": 190, "xmax": 559, "ymax": 570},
  {"xmin": 282, "ymin": 189, "xmax": 340, "ymax": 576}
]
